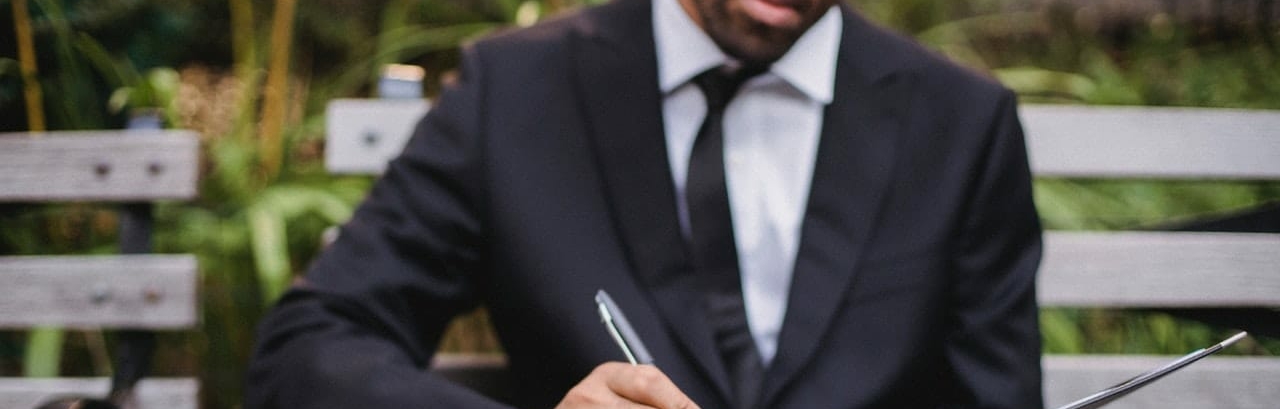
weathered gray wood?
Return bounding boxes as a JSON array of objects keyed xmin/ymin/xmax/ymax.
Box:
[
  {"xmin": 431, "ymin": 353, "xmax": 507, "ymax": 370},
  {"xmin": 0, "ymin": 130, "xmax": 200, "ymax": 201},
  {"xmin": 1020, "ymin": 105, "xmax": 1280, "ymax": 179},
  {"xmin": 431, "ymin": 354, "xmax": 510, "ymax": 400},
  {"xmin": 1025, "ymin": 105, "xmax": 1280, "ymax": 407},
  {"xmin": 1044, "ymin": 355, "xmax": 1280, "ymax": 409},
  {"xmin": 323, "ymin": 103, "xmax": 1280, "ymax": 178},
  {"xmin": 0, "ymin": 255, "xmax": 198, "ymax": 329},
  {"xmin": 0, "ymin": 377, "xmax": 197, "ymax": 409},
  {"xmin": 325, "ymin": 98, "xmax": 430, "ymax": 174},
  {"xmin": 1039, "ymin": 231, "xmax": 1280, "ymax": 307}
]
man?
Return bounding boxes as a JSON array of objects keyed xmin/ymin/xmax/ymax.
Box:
[{"xmin": 247, "ymin": 0, "xmax": 1044, "ymax": 406}]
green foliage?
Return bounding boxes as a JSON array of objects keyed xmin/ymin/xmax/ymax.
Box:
[
  {"xmin": 74, "ymin": 31, "xmax": 182, "ymax": 126},
  {"xmin": 32, "ymin": 0, "xmax": 106, "ymax": 129},
  {"xmin": 1036, "ymin": 180, "xmax": 1280, "ymax": 230},
  {"xmin": 246, "ymin": 183, "xmax": 357, "ymax": 303},
  {"xmin": 0, "ymin": 58, "xmax": 17, "ymax": 76}
]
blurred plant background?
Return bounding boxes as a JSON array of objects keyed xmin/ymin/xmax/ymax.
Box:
[{"xmin": 1, "ymin": 0, "xmax": 1277, "ymax": 407}]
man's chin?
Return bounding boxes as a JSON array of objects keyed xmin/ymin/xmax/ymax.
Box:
[{"xmin": 718, "ymin": 35, "xmax": 792, "ymax": 66}]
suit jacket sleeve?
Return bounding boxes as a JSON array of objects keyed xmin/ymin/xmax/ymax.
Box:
[
  {"xmin": 944, "ymin": 89, "xmax": 1044, "ymax": 409},
  {"xmin": 245, "ymin": 45, "xmax": 513, "ymax": 409}
]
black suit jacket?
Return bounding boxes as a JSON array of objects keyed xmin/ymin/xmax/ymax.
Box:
[{"xmin": 247, "ymin": 0, "xmax": 1044, "ymax": 408}]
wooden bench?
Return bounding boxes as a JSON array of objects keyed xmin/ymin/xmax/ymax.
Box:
[
  {"xmin": 0, "ymin": 130, "xmax": 201, "ymax": 409},
  {"xmin": 1022, "ymin": 105, "xmax": 1280, "ymax": 408},
  {"xmin": 327, "ymin": 100, "xmax": 1280, "ymax": 408}
]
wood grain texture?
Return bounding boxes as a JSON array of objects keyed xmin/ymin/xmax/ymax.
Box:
[
  {"xmin": 1020, "ymin": 105, "xmax": 1280, "ymax": 179},
  {"xmin": 325, "ymin": 98, "xmax": 430, "ymax": 174},
  {"xmin": 0, "ymin": 377, "xmax": 197, "ymax": 409},
  {"xmin": 0, "ymin": 130, "xmax": 200, "ymax": 201},
  {"xmin": 1044, "ymin": 355, "xmax": 1280, "ymax": 409},
  {"xmin": 1039, "ymin": 231, "xmax": 1280, "ymax": 307},
  {"xmin": 323, "ymin": 104, "xmax": 1280, "ymax": 178},
  {"xmin": 0, "ymin": 255, "xmax": 198, "ymax": 329}
]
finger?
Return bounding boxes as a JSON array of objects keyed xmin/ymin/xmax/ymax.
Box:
[
  {"xmin": 603, "ymin": 363, "xmax": 700, "ymax": 409},
  {"xmin": 557, "ymin": 363, "xmax": 662, "ymax": 409},
  {"xmin": 557, "ymin": 383, "xmax": 657, "ymax": 409}
]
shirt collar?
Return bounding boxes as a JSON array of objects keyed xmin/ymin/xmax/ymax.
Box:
[{"xmin": 653, "ymin": 0, "xmax": 842, "ymax": 104}]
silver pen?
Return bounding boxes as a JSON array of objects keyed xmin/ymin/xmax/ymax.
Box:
[{"xmin": 595, "ymin": 289, "xmax": 655, "ymax": 365}]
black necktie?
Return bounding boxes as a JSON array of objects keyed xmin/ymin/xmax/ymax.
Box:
[{"xmin": 687, "ymin": 65, "xmax": 765, "ymax": 409}]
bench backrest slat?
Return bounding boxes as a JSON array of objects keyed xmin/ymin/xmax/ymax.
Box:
[
  {"xmin": 1044, "ymin": 355, "xmax": 1280, "ymax": 409},
  {"xmin": 1021, "ymin": 105, "xmax": 1280, "ymax": 179},
  {"xmin": 0, "ymin": 255, "xmax": 199, "ymax": 329},
  {"xmin": 1038, "ymin": 231, "xmax": 1280, "ymax": 307},
  {"xmin": 0, "ymin": 131, "xmax": 200, "ymax": 201},
  {"xmin": 326, "ymin": 102, "xmax": 1280, "ymax": 180},
  {"xmin": 325, "ymin": 99, "xmax": 430, "ymax": 175},
  {"xmin": 0, "ymin": 378, "xmax": 198, "ymax": 409}
]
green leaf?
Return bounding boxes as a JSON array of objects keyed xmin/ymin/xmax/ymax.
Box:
[
  {"xmin": 993, "ymin": 67, "xmax": 1096, "ymax": 102},
  {"xmin": 323, "ymin": 23, "xmax": 499, "ymax": 98},
  {"xmin": 145, "ymin": 67, "xmax": 183, "ymax": 125},
  {"xmin": 1040, "ymin": 309, "xmax": 1084, "ymax": 354},
  {"xmin": 35, "ymin": 0, "xmax": 104, "ymax": 129},
  {"xmin": 108, "ymin": 87, "xmax": 134, "ymax": 114},
  {"xmin": 24, "ymin": 327, "xmax": 64, "ymax": 377},
  {"xmin": 1077, "ymin": 49, "xmax": 1144, "ymax": 105},
  {"xmin": 514, "ymin": 1, "xmax": 542, "ymax": 27},
  {"xmin": 1, "ymin": 58, "xmax": 22, "ymax": 77},
  {"xmin": 249, "ymin": 204, "xmax": 291, "ymax": 305},
  {"xmin": 72, "ymin": 32, "xmax": 127, "ymax": 90}
]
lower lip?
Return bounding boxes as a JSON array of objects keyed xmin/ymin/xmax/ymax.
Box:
[{"xmin": 740, "ymin": 0, "xmax": 803, "ymax": 28}]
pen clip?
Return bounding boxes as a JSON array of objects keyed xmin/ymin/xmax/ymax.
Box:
[
  {"xmin": 595, "ymin": 289, "xmax": 654, "ymax": 365},
  {"xmin": 599, "ymin": 301, "xmax": 639, "ymax": 365}
]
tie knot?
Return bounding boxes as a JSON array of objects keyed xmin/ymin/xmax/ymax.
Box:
[{"xmin": 692, "ymin": 65, "xmax": 765, "ymax": 110}]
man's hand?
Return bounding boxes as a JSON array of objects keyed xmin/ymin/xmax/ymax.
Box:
[{"xmin": 556, "ymin": 362, "xmax": 701, "ymax": 409}]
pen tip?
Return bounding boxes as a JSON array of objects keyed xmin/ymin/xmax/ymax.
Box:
[{"xmin": 1220, "ymin": 331, "xmax": 1248, "ymax": 348}]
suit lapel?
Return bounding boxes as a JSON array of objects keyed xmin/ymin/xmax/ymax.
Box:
[
  {"xmin": 756, "ymin": 9, "xmax": 918, "ymax": 407},
  {"xmin": 572, "ymin": 0, "xmax": 735, "ymax": 402}
]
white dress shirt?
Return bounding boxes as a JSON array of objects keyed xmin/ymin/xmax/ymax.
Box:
[{"xmin": 652, "ymin": 0, "xmax": 842, "ymax": 365}]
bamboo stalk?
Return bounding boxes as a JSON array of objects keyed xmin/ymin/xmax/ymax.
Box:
[
  {"xmin": 229, "ymin": 0, "xmax": 259, "ymax": 145},
  {"xmin": 12, "ymin": 0, "xmax": 46, "ymax": 132},
  {"xmin": 259, "ymin": 0, "xmax": 298, "ymax": 180}
]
